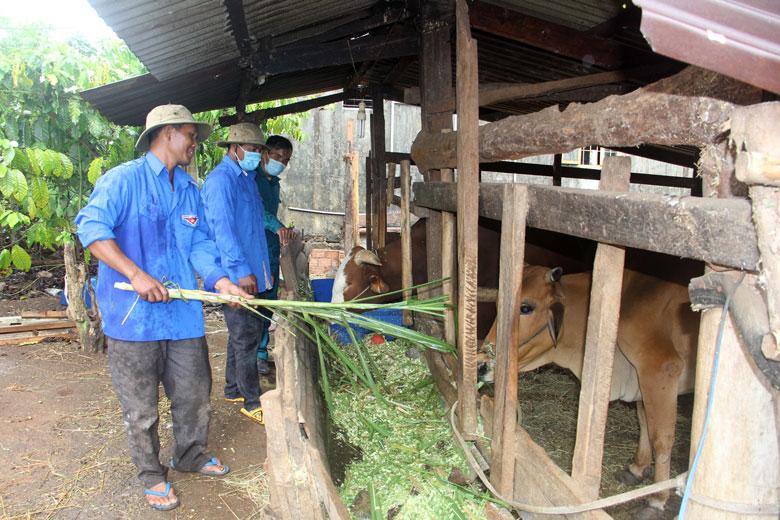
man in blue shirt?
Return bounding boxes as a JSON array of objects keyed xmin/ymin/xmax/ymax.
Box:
[
  {"xmin": 75, "ymin": 104, "xmax": 250, "ymax": 512},
  {"xmin": 255, "ymin": 135, "xmax": 294, "ymax": 374},
  {"xmin": 201, "ymin": 123, "xmax": 272, "ymax": 426}
]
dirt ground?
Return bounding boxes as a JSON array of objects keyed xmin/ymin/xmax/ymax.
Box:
[{"xmin": 0, "ymin": 296, "xmax": 274, "ymax": 520}]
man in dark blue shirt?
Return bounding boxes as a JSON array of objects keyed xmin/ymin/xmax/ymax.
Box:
[
  {"xmin": 201, "ymin": 123, "xmax": 272, "ymax": 426},
  {"xmin": 76, "ymin": 104, "xmax": 250, "ymax": 512},
  {"xmin": 255, "ymin": 135, "xmax": 294, "ymax": 374}
]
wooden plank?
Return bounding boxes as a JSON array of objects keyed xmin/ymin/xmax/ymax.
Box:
[
  {"xmin": 400, "ymin": 160, "xmax": 413, "ymax": 326},
  {"xmin": 455, "ymin": 0, "xmax": 480, "ymax": 438},
  {"xmin": 412, "ymin": 182, "xmax": 760, "ymax": 270},
  {"xmin": 0, "ymin": 320, "xmax": 76, "ymax": 334},
  {"xmin": 0, "ymin": 331, "xmax": 76, "ymax": 346},
  {"xmin": 513, "ymin": 426, "xmax": 612, "ymax": 519},
  {"xmin": 490, "ymin": 184, "xmax": 529, "ymax": 496},
  {"xmin": 386, "ymin": 163, "xmax": 396, "ymax": 209},
  {"xmin": 571, "ymin": 156, "xmax": 631, "ymax": 499},
  {"xmin": 20, "ymin": 310, "xmax": 68, "ymax": 319},
  {"xmin": 470, "ymin": 0, "xmax": 621, "ymax": 69},
  {"xmin": 442, "ymin": 167, "xmax": 458, "ymax": 349}
]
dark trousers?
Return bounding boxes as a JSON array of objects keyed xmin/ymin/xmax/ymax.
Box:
[
  {"xmin": 223, "ymin": 303, "xmax": 263, "ymax": 410},
  {"xmin": 257, "ymin": 262, "xmax": 280, "ymax": 360},
  {"xmin": 107, "ymin": 336, "xmax": 212, "ymax": 489}
]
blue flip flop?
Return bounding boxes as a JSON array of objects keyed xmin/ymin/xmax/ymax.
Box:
[
  {"xmin": 144, "ymin": 481, "xmax": 179, "ymax": 511},
  {"xmin": 170, "ymin": 456, "xmax": 230, "ymax": 476}
]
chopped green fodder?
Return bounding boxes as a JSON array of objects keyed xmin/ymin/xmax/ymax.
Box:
[{"xmin": 330, "ymin": 338, "xmax": 490, "ymax": 519}]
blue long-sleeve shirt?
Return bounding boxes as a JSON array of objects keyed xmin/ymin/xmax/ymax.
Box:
[
  {"xmin": 75, "ymin": 153, "xmax": 228, "ymax": 342},
  {"xmin": 256, "ymin": 172, "xmax": 283, "ymax": 270},
  {"xmin": 201, "ymin": 155, "xmax": 272, "ymax": 290}
]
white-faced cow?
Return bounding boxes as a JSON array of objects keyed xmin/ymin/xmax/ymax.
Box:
[
  {"xmin": 332, "ymin": 218, "xmax": 589, "ymax": 338},
  {"xmin": 481, "ymin": 266, "xmax": 698, "ymax": 516}
]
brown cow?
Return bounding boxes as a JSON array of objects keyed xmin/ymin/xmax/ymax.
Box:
[
  {"xmin": 331, "ymin": 218, "xmax": 590, "ymax": 338},
  {"xmin": 481, "ymin": 266, "xmax": 698, "ymax": 516}
]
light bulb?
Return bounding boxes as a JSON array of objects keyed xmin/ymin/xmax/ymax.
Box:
[{"xmin": 357, "ymin": 100, "xmax": 366, "ymax": 138}]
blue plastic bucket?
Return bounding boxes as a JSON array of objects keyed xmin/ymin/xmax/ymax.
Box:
[{"xmin": 311, "ymin": 278, "xmax": 335, "ymax": 303}]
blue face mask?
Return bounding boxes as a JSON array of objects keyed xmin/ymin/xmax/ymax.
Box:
[
  {"xmin": 264, "ymin": 158, "xmax": 286, "ymax": 177},
  {"xmin": 236, "ymin": 145, "xmax": 261, "ymax": 171}
]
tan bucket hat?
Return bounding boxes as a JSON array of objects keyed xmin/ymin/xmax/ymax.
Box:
[
  {"xmin": 135, "ymin": 104, "xmax": 213, "ymax": 152},
  {"xmin": 217, "ymin": 122, "xmax": 269, "ymax": 148}
]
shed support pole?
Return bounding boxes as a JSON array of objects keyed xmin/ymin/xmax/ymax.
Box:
[
  {"xmin": 343, "ymin": 120, "xmax": 360, "ymax": 252},
  {"xmin": 490, "ymin": 184, "xmax": 528, "ymax": 496},
  {"xmin": 419, "ymin": 14, "xmax": 457, "ymax": 391},
  {"xmin": 400, "ymin": 160, "xmax": 413, "ymax": 326},
  {"xmin": 371, "ymin": 85, "xmax": 387, "ymax": 249},
  {"xmin": 571, "ymin": 156, "xmax": 631, "ymax": 498},
  {"xmin": 365, "ymin": 155, "xmax": 373, "ymax": 251},
  {"xmin": 455, "ymin": 0, "xmax": 479, "ymax": 438}
]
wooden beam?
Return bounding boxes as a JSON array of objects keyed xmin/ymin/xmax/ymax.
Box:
[
  {"xmin": 223, "ymin": 0, "xmax": 253, "ymax": 57},
  {"xmin": 412, "ymin": 182, "xmax": 760, "ymax": 270},
  {"xmin": 219, "ymin": 91, "xmax": 348, "ymax": 126},
  {"xmin": 365, "ymin": 156, "xmax": 373, "ymax": 250},
  {"xmin": 455, "ymin": 0, "xmax": 480, "ymax": 438},
  {"xmin": 571, "ymin": 156, "xmax": 630, "ymax": 499},
  {"xmin": 490, "ymin": 184, "xmax": 529, "ymax": 496},
  {"xmin": 470, "ymin": 0, "xmax": 622, "ymax": 69},
  {"xmin": 252, "ymin": 31, "xmax": 418, "ymax": 76},
  {"xmin": 410, "ymin": 67, "xmax": 736, "ymax": 173},
  {"xmin": 426, "ymin": 69, "xmax": 637, "ymax": 114}
]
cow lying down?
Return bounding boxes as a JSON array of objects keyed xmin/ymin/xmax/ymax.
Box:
[{"xmin": 480, "ymin": 265, "xmax": 698, "ymax": 516}]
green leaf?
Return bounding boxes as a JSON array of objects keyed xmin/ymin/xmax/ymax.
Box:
[
  {"xmin": 11, "ymin": 244, "xmax": 31, "ymax": 271},
  {"xmin": 68, "ymin": 98, "xmax": 82, "ymax": 125},
  {"xmin": 0, "ymin": 163, "xmax": 7, "ymax": 179},
  {"xmin": 87, "ymin": 156, "xmax": 104, "ymax": 185},
  {"xmin": 10, "ymin": 148, "xmax": 29, "ymax": 172},
  {"xmin": 0, "ymin": 249, "xmax": 10, "ymax": 270},
  {"xmin": 26, "ymin": 148, "xmax": 41, "ymax": 175},
  {"xmin": 40, "ymin": 149, "xmax": 57, "ymax": 176},
  {"xmin": 0, "ymin": 169, "xmax": 26, "ymax": 200},
  {"xmin": 10, "ymin": 169, "xmax": 28, "ymax": 203},
  {"xmin": 60, "ymin": 154, "xmax": 74, "ymax": 179},
  {"xmin": 30, "ymin": 177, "xmax": 49, "ymax": 209}
]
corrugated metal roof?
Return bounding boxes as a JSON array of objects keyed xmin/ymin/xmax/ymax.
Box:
[
  {"xmin": 485, "ymin": 0, "xmax": 623, "ymax": 30},
  {"xmin": 88, "ymin": 0, "xmax": 378, "ymax": 81}
]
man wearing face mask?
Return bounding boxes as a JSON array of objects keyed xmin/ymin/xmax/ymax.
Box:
[
  {"xmin": 201, "ymin": 123, "xmax": 273, "ymax": 426},
  {"xmin": 255, "ymin": 135, "xmax": 294, "ymax": 375}
]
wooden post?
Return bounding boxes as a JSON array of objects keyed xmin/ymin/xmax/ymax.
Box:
[
  {"xmin": 365, "ymin": 155, "xmax": 374, "ymax": 251},
  {"xmin": 455, "ymin": 0, "xmax": 479, "ymax": 438},
  {"xmin": 571, "ymin": 155, "xmax": 631, "ymax": 498},
  {"xmin": 370, "ymin": 86, "xmax": 387, "ymax": 249},
  {"xmin": 685, "ymin": 305, "xmax": 780, "ymax": 519},
  {"xmin": 419, "ymin": 15, "xmax": 453, "ymax": 301},
  {"xmin": 552, "ymin": 153, "xmax": 562, "ymax": 186},
  {"xmin": 442, "ymin": 166, "xmax": 458, "ymax": 353},
  {"xmin": 386, "ymin": 163, "xmax": 396, "ymax": 209},
  {"xmin": 400, "ymin": 160, "xmax": 413, "ymax": 326},
  {"xmin": 343, "ymin": 120, "xmax": 360, "ymax": 252},
  {"xmin": 490, "ymin": 184, "xmax": 529, "ymax": 496}
]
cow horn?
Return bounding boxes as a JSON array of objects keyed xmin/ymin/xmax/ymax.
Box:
[
  {"xmin": 546, "ymin": 267, "xmax": 563, "ymax": 283},
  {"xmin": 354, "ymin": 249, "xmax": 382, "ymax": 266}
]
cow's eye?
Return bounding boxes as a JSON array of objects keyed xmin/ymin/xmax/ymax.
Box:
[{"xmin": 520, "ymin": 303, "xmax": 534, "ymax": 315}]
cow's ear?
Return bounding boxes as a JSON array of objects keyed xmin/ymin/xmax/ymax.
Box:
[
  {"xmin": 368, "ymin": 274, "xmax": 390, "ymax": 294},
  {"xmin": 546, "ymin": 267, "xmax": 563, "ymax": 283}
]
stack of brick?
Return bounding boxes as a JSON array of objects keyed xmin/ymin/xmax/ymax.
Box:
[{"xmin": 308, "ymin": 249, "xmax": 344, "ymax": 279}]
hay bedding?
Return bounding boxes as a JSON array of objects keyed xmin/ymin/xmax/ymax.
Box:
[{"xmin": 518, "ymin": 366, "xmax": 692, "ymax": 519}]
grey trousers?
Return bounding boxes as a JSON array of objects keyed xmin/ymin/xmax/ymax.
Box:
[
  {"xmin": 222, "ymin": 304, "xmax": 263, "ymax": 410},
  {"xmin": 107, "ymin": 336, "xmax": 212, "ymax": 488}
]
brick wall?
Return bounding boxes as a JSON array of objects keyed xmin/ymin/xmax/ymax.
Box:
[{"xmin": 309, "ymin": 249, "xmax": 344, "ymax": 278}]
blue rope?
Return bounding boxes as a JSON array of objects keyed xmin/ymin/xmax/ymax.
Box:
[{"xmin": 678, "ymin": 276, "xmax": 742, "ymax": 518}]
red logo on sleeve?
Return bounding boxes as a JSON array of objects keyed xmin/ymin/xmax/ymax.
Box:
[{"xmin": 182, "ymin": 215, "xmax": 198, "ymax": 226}]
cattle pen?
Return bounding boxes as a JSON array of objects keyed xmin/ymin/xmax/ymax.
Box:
[{"xmin": 79, "ymin": 0, "xmax": 780, "ymax": 518}]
